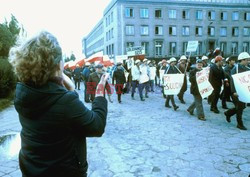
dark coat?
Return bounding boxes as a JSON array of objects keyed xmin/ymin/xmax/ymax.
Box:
[
  {"xmin": 73, "ymin": 67, "xmax": 82, "ymax": 80},
  {"xmin": 224, "ymin": 64, "xmax": 234, "ymax": 80},
  {"xmin": 112, "ymin": 68, "xmax": 126, "ymax": 85},
  {"xmin": 82, "ymin": 67, "xmax": 91, "ymax": 81},
  {"xmin": 14, "ymin": 81, "xmax": 107, "ymax": 177},
  {"xmin": 209, "ymin": 64, "xmax": 225, "ymax": 88},
  {"xmin": 165, "ymin": 65, "xmax": 180, "ymax": 74},
  {"xmin": 189, "ymin": 68, "xmax": 201, "ymax": 96}
]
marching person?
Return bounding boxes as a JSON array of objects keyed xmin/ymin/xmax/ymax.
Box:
[
  {"xmin": 177, "ymin": 55, "xmax": 189, "ymax": 104},
  {"xmin": 112, "ymin": 62, "xmax": 126, "ymax": 103},
  {"xmin": 88, "ymin": 64, "xmax": 112, "ymax": 102},
  {"xmin": 221, "ymin": 57, "xmax": 235, "ymax": 108},
  {"xmin": 9, "ymin": 31, "xmax": 109, "ymax": 177},
  {"xmin": 149, "ymin": 61, "xmax": 156, "ymax": 92},
  {"xmin": 209, "ymin": 56, "xmax": 228, "ymax": 114},
  {"xmin": 131, "ymin": 60, "xmax": 145, "ymax": 101},
  {"xmin": 156, "ymin": 61, "xmax": 162, "ymax": 86},
  {"xmin": 82, "ymin": 62, "xmax": 92, "ymax": 103},
  {"xmin": 140, "ymin": 59, "xmax": 150, "ymax": 99},
  {"xmin": 73, "ymin": 64, "xmax": 82, "ymax": 90},
  {"xmin": 224, "ymin": 52, "xmax": 250, "ymax": 130},
  {"xmin": 202, "ymin": 55, "xmax": 209, "ymax": 68},
  {"xmin": 160, "ymin": 60, "xmax": 168, "ymax": 98},
  {"xmin": 187, "ymin": 59, "xmax": 206, "ymax": 121},
  {"xmin": 164, "ymin": 57, "xmax": 180, "ymax": 111}
]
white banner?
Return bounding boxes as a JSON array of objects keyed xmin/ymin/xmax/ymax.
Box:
[
  {"xmin": 196, "ymin": 67, "xmax": 214, "ymax": 99},
  {"xmin": 187, "ymin": 41, "xmax": 198, "ymax": 52},
  {"xmin": 163, "ymin": 74, "xmax": 185, "ymax": 95},
  {"xmin": 232, "ymin": 70, "xmax": 250, "ymax": 103}
]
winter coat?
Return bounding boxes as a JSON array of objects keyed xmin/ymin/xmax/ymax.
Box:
[
  {"xmin": 209, "ymin": 64, "xmax": 225, "ymax": 88},
  {"xmin": 189, "ymin": 68, "xmax": 201, "ymax": 96},
  {"xmin": 14, "ymin": 80, "xmax": 107, "ymax": 177},
  {"xmin": 112, "ymin": 68, "xmax": 126, "ymax": 85}
]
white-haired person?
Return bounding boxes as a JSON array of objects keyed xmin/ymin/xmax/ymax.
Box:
[{"xmin": 9, "ymin": 31, "xmax": 109, "ymax": 177}]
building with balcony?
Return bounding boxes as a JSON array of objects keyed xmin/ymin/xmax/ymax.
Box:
[{"xmin": 82, "ymin": 0, "xmax": 250, "ymax": 59}]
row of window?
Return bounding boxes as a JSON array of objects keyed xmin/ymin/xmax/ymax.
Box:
[
  {"xmin": 126, "ymin": 41, "xmax": 250, "ymax": 56},
  {"xmin": 125, "ymin": 25, "xmax": 250, "ymax": 37},
  {"xmin": 106, "ymin": 44, "xmax": 114, "ymax": 56},
  {"xmin": 125, "ymin": 8, "xmax": 250, "ymax": 21},
  {"xmin": 106, "ymin": 12, "xmax": 114, "ymax": 27},
  {"xmin": 106, "ymin": 28, "xmax": 114, "ymax": 41}
]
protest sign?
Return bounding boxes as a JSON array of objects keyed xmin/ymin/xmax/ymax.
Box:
[
  {"xmin": 187, "ymin": 41, "xmax": 198, "ymax": 52},
  {"xmin": 163, "ymin": 74, "xmax": 185, "ymax": 95},
  {"xmin": 196, "ymin": 67, "xmax": 214, "ymax": 98}
]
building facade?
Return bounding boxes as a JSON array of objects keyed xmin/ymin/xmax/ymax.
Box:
[{"xmin": 82, "ymin": 0, "xmax": 250, "ymax": 59}]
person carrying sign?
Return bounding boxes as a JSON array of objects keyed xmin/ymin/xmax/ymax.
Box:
[
  {"xmin": 131, "ymin": 60, "xmax": 145, "ymax": 101},
  {"xmin": 140, "ymin": 59, "xmax": 150, "ymax": 99},
  {"xmin": 160, "ymin": 60, "xmax": 168, "ymax": 98},
  {"xmin": 112, "ymin": 62, "xmax": 126, "ymax": 103},
  {"xmin": 164, "ymin": 57, "xmax": 180, "ymax": 111},
  {"xmin": 209, "ymin": 56, "xmax": 228, "ymax": 114},
  {"xmin": 187, "ymin": 59, "xmax": 206, "ymax": 121},
  {"xmin": 224, "ymin": 52, "xmax": 250, "ymax": 130}
]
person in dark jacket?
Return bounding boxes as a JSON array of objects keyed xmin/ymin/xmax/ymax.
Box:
[
  {"xmin": 88, "ymin": 64, "xmax": 112, "ymax": 102},
  {"xmin": 209, "ymin": 56, "xmax": 228, "ymax": 113},
  {"xmin": 224, "ymin": 52, "xmax": 250, "ymax": 130},
  {"xmin": 112, "ymin": 62, "xmax": 126, "ymax": 103},
  {"xmin": 9, "ymin": 31, "xmax": 109, "ymax": 177},
  {"xmin": 187, "ymin": 59, "xmax": 206, "ymax": 121},
  {"xmin": 221, "ymin": 57, "xmax": 235, "ymax": 108},
  {"xmin": 82, "ymin": 62, "xmax": 92, "ymax": 103},
  {"xmin": 73, "ymin": 64, "xmax": 82, "ymax": 90},
  {"xmin": 164, "ymin": 57, "xmax": 180, "ymax": 111}
]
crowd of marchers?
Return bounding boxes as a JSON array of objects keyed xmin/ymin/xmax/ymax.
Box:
[{"xmin": 66, "ymin": 52, "xmax": 250, "ymax": 131}]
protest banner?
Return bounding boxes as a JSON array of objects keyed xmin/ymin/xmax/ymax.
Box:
[
  {"xmin": 196, "ymin": 67, "xmax": 214, "ymax": 99},
  {"xmin": 163, "ymin": 74, "xmax": 185, "ymax": 95},
  {"xmin": 232, "ymin": 70, "xmax": 250, "ymax": 103},
  {"xmin": 186, "ymin": 41, "xmax": 198, "ymax": 52}
]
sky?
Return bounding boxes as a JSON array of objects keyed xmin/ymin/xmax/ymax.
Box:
[{"xmin": 0, "ymin": 0, "xmax": 111, "ymax": 59}]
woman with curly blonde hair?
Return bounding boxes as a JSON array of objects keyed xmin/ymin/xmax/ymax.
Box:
[{"xmin": 9, "ymin": 31, "xmax": 109, "ymax": 177}]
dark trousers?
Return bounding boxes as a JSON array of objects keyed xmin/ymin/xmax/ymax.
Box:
[
  {"xmin": 144, "ymin": 81, "xmax": 150, "ymax": 95},
  {"xmin": 177, "ymin": 76, "xmax": 187, "ymax": 100},
  {"xmin": 115, "ymin": 84, "xmax": 124, "ymax": 101},
  {"xmin": 149, "ymin": 80, "xmax": 155, "ymax": 91},
  {"xmin": 211, "ymin": 86, "xmax": 221, "ymax": 109},
  {"xmin": 165, "ymin": 95, "xmax": 176, "ymax": 106},
  {"xmin": 221, "ymin": 85, "xmax": 232, "ymax": 106},
  {"xmin": 225, "ymin": 95, "xmax": 246, "ymax": 126},
  {"xmin": 74, "ymin": 79, "xmax": 80, "ymax": 89},
  {"xmin": 131, "ymin": 81, "xmax": 144, "ymax": 99},
  {"xmin": 84, "ymin": 81, "xmax": 90, "ymax": 102}
]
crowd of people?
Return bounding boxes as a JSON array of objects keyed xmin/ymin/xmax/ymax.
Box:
[{"xmin": 66, "ymin": 51, "xmax": 250, "ymax": 131}]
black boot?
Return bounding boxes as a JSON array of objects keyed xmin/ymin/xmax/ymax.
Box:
[
  {"xmin": 131, "ymin": 93, "xmax": 135, "ymax": 100},
  {"xmin": 224, "ymin": 111, "xmax": 231, "ymax": 123},
  {"xmin": 173, "ymin": 105, "xmax": 179, "ymax": 111},
  {"xmin": 237, "ymin": 117, "xmax": 247, "ymax": 130},
  {"xmin": 165, "ymin": 97, "xmax": 171, "ymax": 108},
  {"xmin": 222, "ymin": 101, "xmax": 228, "ymax": 109},
  {"xmin": 140, "ymin": 97, "xmax": 145, "ymax": 101}
]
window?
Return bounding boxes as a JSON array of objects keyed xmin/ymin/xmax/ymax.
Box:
[
  {"xmin": 169, "ymin": 10, "xmax": 177, "ymax": 19},
  {"xmin": 126, "ymin": 42, "xmax": 134, "ymax": 48},
  {"xmin": 220, "ymin": 42, "xmax": 227, "ymax": 54},
  {"xmin": 141, "ymin": 26, "xmax": 149, "ymax": 35},
  {"xmin": 106, "ymin": 18, "xmax": 108, "ymax": 27},
  {"xmin": 232, "ymin": 12, "xmax": 239, "ymax": 21},
  {"xmin": 111, "ymin": 28, "xmax": 114, "ymax": 39},
  {"xmin": 220, "ymin": 27, "xmax": 227, "ymax": 37},
  {"xmin": 169, "ymin": 42, "xmax": 176, "ymax": 56},
  {"xmin": 125, "ymin": 25, "xmax": 134, "ymax": 35},
  {"xmin": 208, "ymin": 11, "xmax": 215, "ymax": 20},
  {"xmin": 125, "ymin": 8, "xmax": 134, "ymax": 17},
  {"xmin": 111, "ymin": 12, "xmax": 114, "ymax": 23},
  {"xmin": 169, "ymin": 26, "xmax": 177, "ymax": 36},
  {"xmin": 141, "ymin": 42, "xmax": 149, "ymax": 55},
  {"xmin": 155, "ymin": 9, "xmax": 162, "ymax": 18},
  {"xmin": 140, "ymin": 8, "xmax": 149, "ymax": 18},
  {"xmin": 155, "ymin": 26, "xmax": 163, "ymax": 35},
  {"xmin": 243, "ymin": 42, "xmax": 249, "ymax": 53},
  {"xmin": 108, "ymin": 31, "xmax": 110, "ymax": 41},
  {"xmin": 232, "ymin": 27, "xmax": 239, "ymax": 37},
  {"xmin": 221, "ymin": 12, "xmax": 228, "ymax": 20},
  {"xmin": 208, "ymin": 27, "xmax": 215, "ymax": 36},
  {"xmin": 195, "ymin": 27, "xmax": 203, "ymax": 36},
  {"xmin": 182, "ymin": 26, "xmax": 190, "ymax": 36},
  {"xmin": 109, "ymin": 44, "xmax": 112, "ymax": 56},
  {"xmin": 106, "ymin": 32, "xmax": 108, "ymax": 41},
  {"xmin": 111, "ymin": 44, "xmax": 114, "ymax": 55},
  {"xmin": 183, "ymin": 42, "xmax": 188, "ymax": 54},
  {"xmin": 243, "ymin": 27, "xmax": 250, "ymax": 36},
  {"xmin": 106, "ymin": 46, "xmax": 109, "ymax": 55},
  {"xmin": 182, "ymin": 10, "xmax": 190, "ymax": 19},
  {"xmin": 231, "ymin": 42, "xmax": 238, "ymax": 55},
  {"xmin": 245, "ymin": 12, "xmax": 250, "ymax": 21},
  {"xmin": 155, "ymin": 41, "xmax": 163, "ymax": 56},
  {"xmin": 108, "ymin": 15, "xmax": 110, "ymax": 26},
  {"xmin": 196, "ymin": 10, "xmax": 203, "ymax": 20}
]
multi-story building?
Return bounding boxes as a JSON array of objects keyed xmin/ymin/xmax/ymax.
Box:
[{"xmin": 82, "ymin": 0, "xmax": 250, "ymax": 60}]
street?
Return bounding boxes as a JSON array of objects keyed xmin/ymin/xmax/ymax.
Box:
[{"xmin": 0, "ymin": 83, "xmax": 249, "ymax": 177}]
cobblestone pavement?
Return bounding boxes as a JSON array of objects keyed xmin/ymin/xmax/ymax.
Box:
[{"xmin": 0, "ymin": 83, "xmax": 249, "ymax": 177}]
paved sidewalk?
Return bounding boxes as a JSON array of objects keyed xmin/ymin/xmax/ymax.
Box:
[{"xmin": 0, "ymin": 84, "xmax": 249, "ymax": 177}]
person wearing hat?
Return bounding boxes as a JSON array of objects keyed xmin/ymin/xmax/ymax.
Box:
[
  {"xmin": 220, "ymin": 56, "xmax": 236, "ymax": 108},
  {"xmin": 209, "ymin": 55, "xmax": 227, "ymax": 114},
  {"xmin": 73, "ymin": 64, "xmax": 82, "ymax": 90},
  {"xmin": 131, "ymin": 60, "xmax": 145, "ymax": 101},
  {"xmin": 164, "ymin": 57, "xmax": 180, "ymax": 111},
  {"xmin": 224, "ymin": 52, "xmax": 250, "ymax": 130},
  {"xmin": 201, "ymin": 56, "xmax": 209, "ymax": 67},
  {"xmin": 159, "ymin": 59, "xmax": 168, "ymax": 98},
  {"xmin": 88, "ymin": 64, "xmax": 112, "ymax": 102},
  {"xmin": 139, "ymin": 59, "xmax": 150, "ymax": 99},
  {"xmin": 177, "ymin": 55, "xmax": 189, "ymax": 104},
  {"xmin": 148, "ymin": 61, "xmax": 156, "ymax": 92},
  {"xmin": 112, "ymin": 62, "xmax": 126, "ymax": 103},
  {"xmin": 82, "ymin": 62, "xmax": 92, "ymax": 103},
  {"xmin": 187, "ymin": 59, "xmax": 206, "ymax": 121}
]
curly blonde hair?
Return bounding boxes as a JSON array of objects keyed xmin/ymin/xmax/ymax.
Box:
[{"xmin": 9, "ymin": 31, "xmax": 62, "ymax": 86}]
